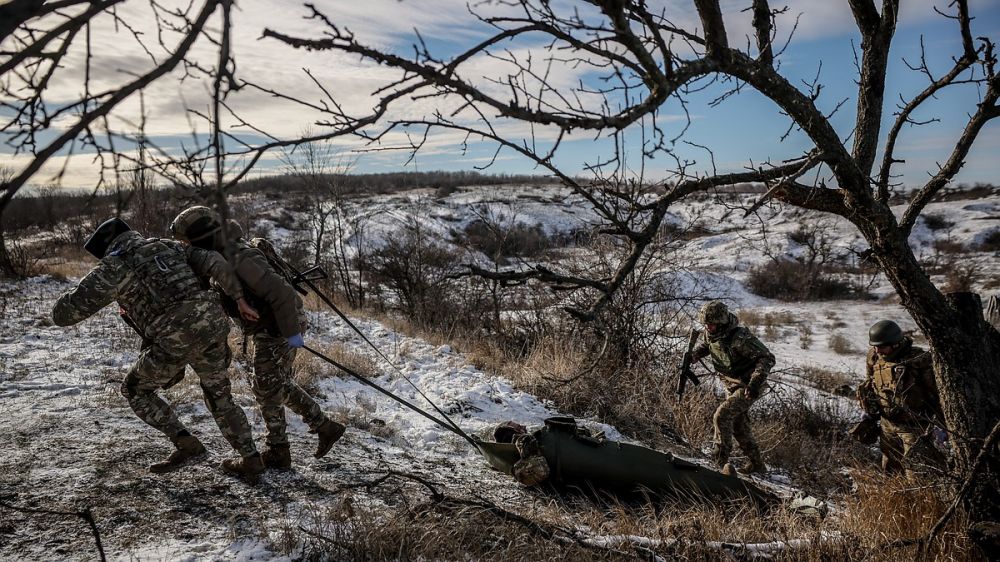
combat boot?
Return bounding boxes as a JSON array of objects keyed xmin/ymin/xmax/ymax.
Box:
[
  {"xmin": 221, "ymin": 453, "xmax": 265, "ymax": 483},
  {"xmin": 710, "ymin": 444, "xmax": 730, "ymax": 469},
  {"xmin": 150, "ymin": 434, "xmax": 207, "ymax": 474},
  {"xmin": 261, "ymin": 445, "xmax": 292, "ymax": 470},
  {"xmin": 313, "ymin": 419, "xmax": 346, "ymax": 459},
  {"xmin": 738, "ymin": 451, "xmax": 766, "ymax": 474}
]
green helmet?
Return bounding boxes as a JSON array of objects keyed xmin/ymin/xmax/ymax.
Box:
[
  {"xmin": 698, "ymin": 300, "xmax": 731, "ymax": 325},
  {"xmin": 170, "ymin": 206, "xmax": 221, "ymax": 242},
  {"xmin": 869, "ymin": 320, "xmax": 903, "ymax": 346}
]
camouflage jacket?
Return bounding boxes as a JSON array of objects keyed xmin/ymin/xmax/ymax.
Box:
[
  {"xmin": 223, "ymin": 238, "xmax": 303, "ymax": 338},
  {"xmin": 693, "ymin": 317, "xmax": 775, "ymax": 393},
  {"xmin": 857, "ymin": 338, "xmax": 942, "ymax": 427},
  {"xmin": 52, "ymin": 231, "xmax": 238, "ymax": 340}
]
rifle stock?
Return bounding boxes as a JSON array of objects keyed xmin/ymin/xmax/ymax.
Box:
[{"xmin": 676, "ymin": 328, "xmax": 702, "ymax": 399}]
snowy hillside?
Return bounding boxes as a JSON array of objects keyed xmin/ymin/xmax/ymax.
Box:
[{"xmin": 2, "ymin": 184, "xmax": 997, "ymax": 560}]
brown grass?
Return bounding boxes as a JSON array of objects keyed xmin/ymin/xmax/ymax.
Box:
[
  {"xmin": 294, "ymin": 340, "xmax": 378, "ymax": 392},
  {"xmin": 263, "ymin": 469, "xmax": 978, "ymax": 562},
  {"xmin": 36, "ymin": 245, "xmax": 94, "ymax": 280}
]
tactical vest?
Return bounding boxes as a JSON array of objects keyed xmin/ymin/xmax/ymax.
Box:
[
  {"xmin": 113, "ymin": 234, "xmax": 203, "ymax": 331},
  {"xmin": 707, "ymin": 326, "xmax": 761, "ymax": 383},
  {"xmin": 869, "ymin": 342, "xmax": 937, "ymax": 426}
]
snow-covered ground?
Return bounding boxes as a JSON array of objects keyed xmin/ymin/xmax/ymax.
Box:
[{"xmin": 2, "ymin": 184, "xmax": 997, "ymax": 560}]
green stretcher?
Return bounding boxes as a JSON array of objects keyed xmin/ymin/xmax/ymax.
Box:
[{"xmin": 476, "ymin": 417, "xmax": 777, "ymax": 507}]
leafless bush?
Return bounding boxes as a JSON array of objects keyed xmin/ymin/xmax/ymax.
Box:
[
  {"xmin": 828, "ymin": 333, "xmax": 856, "ymax": 355},
  {"xmin": 747, "ymin": 259, "xmax": 864, "ymax": 301},
  {"xmin": 934, "ymin": 239, "xmax": 968, "ymax": 254},
  {"xmin": 800, "ymin": 366, "xmax": 856, "ymax": 395},
  {"xmin": 942, "ymin": 262, "xmax": 981, "ymax": 293},
  {"xmin": 978, "ymin": 229, "xmax": 1000, "ymax": 252},
  {"xmin": 922, "ymin": 213, "xmax": 955, "ymax": 232},
  {"xmin": 461, "ymin": 219, "xmax": 553, "ymax": 263},
  {"xmin": 361, "ymin": 218, "xmax": 467, "ymax": 331}
]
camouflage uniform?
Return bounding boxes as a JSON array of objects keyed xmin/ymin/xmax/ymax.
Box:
[
  {"xmin": 226, "ymin": 238, "xmax": 328, "ymax": 448},
  {"xmin": 857, "ymin": 337, "xmax": 945, "ymax": 476},
  {"xmin": 692, "ymin": 302, "xmax": 775, "ymax": 469},
  {"xmin": 52, "ymin": 231, "xmax": 258, "ymax": 458}
]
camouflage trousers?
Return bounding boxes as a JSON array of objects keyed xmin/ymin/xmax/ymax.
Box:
[
  {"xmin": 120, "ymin": 309, "xmax": 257, "ymax": 457},
  {"xmin": 251, "ymin": 332, "xmax": 326, "ymax": 447},
  {"xmin": 713, "ymin": 386, "xmax": 762, "ymax": 464},
  {"xmin": 879, "ymin": 418, "xmax": 946, "ymax": 479}
]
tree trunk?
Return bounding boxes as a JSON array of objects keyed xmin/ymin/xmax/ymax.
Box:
[
  {"xmin": 933, "ymin": 293, "xmax": 1000, "ymax": 523},
  {"xmin": 869, "ymin": 226, "xmax": 1000, "ymax": 527},
  {"xmin": 0, "ymin": 226, "xmax": 17, "ymax": 278}
]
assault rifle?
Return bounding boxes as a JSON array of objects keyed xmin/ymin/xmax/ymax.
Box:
[
  {"xmin": 118, "ymin": 306, "xmax": 152, "ymax": 347},
  {"xmin": 676, "ymin": 328, "xmax": 702, "ymax": 399}
]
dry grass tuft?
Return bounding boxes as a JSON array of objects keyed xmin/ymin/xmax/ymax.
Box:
[
  {"xmin": 294, "ymin": 340, "xmax": 378, "ymax": 392},
  {"xmin": 36, "ymin": 245, "xmax": 93, "ymax": 280}
]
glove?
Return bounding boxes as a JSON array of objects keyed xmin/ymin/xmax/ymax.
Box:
[
  {"xmin": 932, "ymin": 427, "xmax": 948, "ymax": 446},
  {"xmin": 287, "ymin": 333, "xmax": 305, "ymax": 349}
]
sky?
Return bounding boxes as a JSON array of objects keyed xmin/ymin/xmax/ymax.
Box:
[{"xmin": 1, "ymin": 0, "xmax": 999, "ymax": 191}]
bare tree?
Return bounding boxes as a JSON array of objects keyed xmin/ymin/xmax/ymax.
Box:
[{"xmin": 260, "ymin": 0, "xmax": 1000, "ymax": 533}]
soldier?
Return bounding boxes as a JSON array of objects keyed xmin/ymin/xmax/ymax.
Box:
[
  {"xmin": 170, "ymin": 207, "xmax": 346, "ymax": 470},
  {"xmin": 51, "ymin": 217, "xmax": 265, "ymax": 480},
  {"xmin": 690, "ymin": 301, "xmax": 775, "ymax": 474},
  {"xmin": 855, "ymin": 320, "xmax": 946, "ymax": 477}
]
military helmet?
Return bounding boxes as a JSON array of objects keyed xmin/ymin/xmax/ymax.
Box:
[
  {"xmin": 170, "ymin": 206, "xmax": 221, "ymax": 242},
  {"xmin": 869, "ymin": 320, "xmax": 903, "ymax": 346},
  {"xmin": 698, "ymin": 300, "xmax": 731, "ymax": 325},
  {"xmin": 84, "ymin": 217, "xmax": 131, "ymax": 259}
]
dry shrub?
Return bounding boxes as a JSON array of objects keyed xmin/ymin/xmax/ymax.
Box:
[
  {"xmin": 800, "ymin": 366, "xmax": 855, "ymax": 395},
  {"xmin": 294, "ymin": 340, "xmax": 378, "ymax": 392},
  {"xmin": 36, "ymin": 244, "xmax": 93, "ymax": 280},
  {"xmin": 838, "ymin": 471, "xmax": 977, "ymax": 560},
  {"xmin": 828, "ymin": 333, "xmax": 856, "ymax": 355},
  {"xmin": 754, "ymin": 392, "xmax": 867, "ymax": 493},
  {"xmin": 923, "ymin": 213, "xmax": 955, "ymax": 232},
  {"xmin": 942, "ymin": 262, "xmax": 981, "ymax": 293},
  {"xmin": 747, "ymin": 259, "xmax": 865, "ymax": 301},
  {"xmin": 980, "ymin": 229, "xmax": 1000, "ymax": 252},
  {"xmin": 934, "ymin": 239, "xmax": 967, "ymax": 254}
]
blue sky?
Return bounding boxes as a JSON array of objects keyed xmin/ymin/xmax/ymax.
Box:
[{"xmin": 2, "ymin": 0, "xmax": 999, "ymax": 190}]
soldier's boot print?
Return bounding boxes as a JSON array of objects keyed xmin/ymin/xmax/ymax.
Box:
[
  {"xmin": 221, "ymin": 453, "xmax": 265, "ymax": 483},
  {"xmin": 150, "ymin": 434, "xmax": 207, "ymax": 474},
  {"xmin": 261, "ymin": 444, "xmax": 292, "ymax": 470},
  {"xmin": 737, "ymin": 446, "xmax": 766, "ymax": 474},
  {"xmin": 313, "ymin": 419, "xmax": 346, "ymax": 459}
]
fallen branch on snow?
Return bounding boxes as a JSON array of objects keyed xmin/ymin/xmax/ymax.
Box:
[{"xmin": 0, "ymin": 495, "xmax": 106, "ymax": 561}]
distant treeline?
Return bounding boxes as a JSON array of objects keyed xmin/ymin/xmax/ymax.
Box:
[
  {"xmin": 234, "ymin": 170, "xmax": 559, "ymax": 196},
  {"xmin": 3, "ymin": 170, "xmax": 560, "ymax": 234}
]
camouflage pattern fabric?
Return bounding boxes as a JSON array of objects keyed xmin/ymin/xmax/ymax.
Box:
[
  {"xmin": 879, "ymin": 418, "xmax": 946, "ymax": 478},
  {"xmin": 860, "ymin": 338, "xmax": 942, "ymax": 426},
  {"xmin": 121, "ymin": 303, "xmax": 257, "ymax": 457},
  {"xmin": 858, "ymin": 337, "xmax": 945, "ymax": 477},
  {"xmin": 52, "ymin": 231, "xmax": 258, "ymax": 458},
  {"xmin": 712, "ymin": 386, "xmax": 763, "ymax": 465},
  {"xmin": 512, "ymin": 454, "xmax": 550, "ymax": 486},
  {"xmin": 251, "ymin": 331, "xmax": 325, "ymax": 447},
  {"xmin": 692, "ymin": 316, "xmax": 775, "ymax": 393}
]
